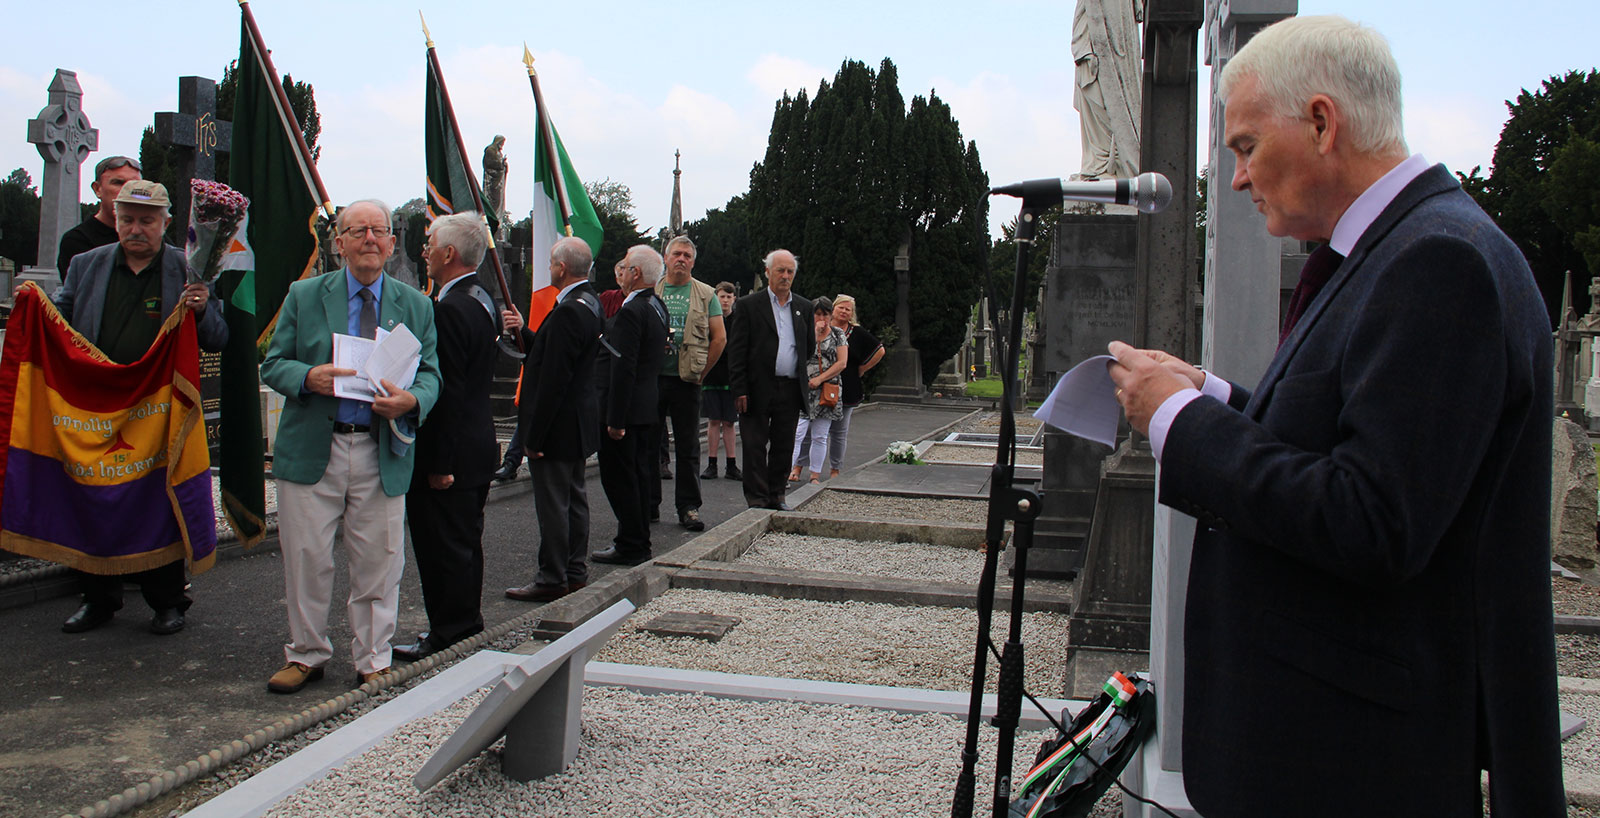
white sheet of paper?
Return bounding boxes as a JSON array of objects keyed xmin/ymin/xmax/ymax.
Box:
[
  {"xmin": 332, "ymin": 333, "xmax": 378, "ymax": 402},
  {"xmin": 365, "ymin": 323, "xmax": 421, "ymax": 394},
  {"xmin": 1032, "ymin": 354, "xmax": 1121, "ymax": 448}
]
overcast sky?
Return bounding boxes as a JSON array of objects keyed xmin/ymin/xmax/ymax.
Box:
[{"xmin": 2, "ymin": 0, "xmax": 1593, "ymax": 241}]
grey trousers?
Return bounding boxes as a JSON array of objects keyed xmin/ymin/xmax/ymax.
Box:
[{"xmin": 529, "ymin": 456, "xmax": 590, "ymax": 587}]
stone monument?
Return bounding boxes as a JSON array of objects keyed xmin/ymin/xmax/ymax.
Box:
[
  {"xmin": 873, "ymin": 233, "xmax": 925, "ymax": 400},
  {"xmin": 154, "ymin": 75, "xmax": 232, "ymax": 461},
  {"xmin": 1122, "ymin": 2, "xmax": 1297, "ymax": 815},
  {"xmin": 1073, "ymin": 0, "xmax": 1145, "ymax": 180},
  {"xmin": 22, "ymin": 69, "xmax": 98, "ymax": 295},
  {"xmin": 1060, "ymin": 0, "xmax": 1203, "ymax": 701},
  {"xmin": 482, "ymin": 134, "xmax": 507, "ymax": 228},
  {"xmin": 154, "ymin": 76, "xmax": 233, "ymax": 244},
  {"xmin": 1032, "ymin": 214, "xmax": 1139, "ymax": 580}
]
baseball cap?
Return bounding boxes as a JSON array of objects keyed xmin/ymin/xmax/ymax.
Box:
[{"xmin": 114, "ymin": 180, "xmax": 171, "ymax": 209}]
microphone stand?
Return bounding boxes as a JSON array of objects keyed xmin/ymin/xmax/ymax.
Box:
[{"xmin": 952, "ymin": 195, "xmax": 1045, "ymax": 818}]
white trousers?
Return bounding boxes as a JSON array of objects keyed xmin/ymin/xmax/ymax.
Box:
[{"xmin": 277, "ymin": 432, "xmax": 406, "ymax": 674}]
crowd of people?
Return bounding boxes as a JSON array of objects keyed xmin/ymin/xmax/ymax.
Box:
[{"xmin": 47, "ymin": 179, "xmax": 881, "ymax": 695}]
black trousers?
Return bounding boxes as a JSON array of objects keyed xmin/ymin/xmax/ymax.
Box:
[
  {"xmin": 599, "ymin": 422, "xmax": 655, "ymax": 556},
  {"xmin": 739, "ymin": 376, "xmax": 802, "ymax": 508},
  {"xmin": 651, "ymin": 376, "xmax": 703, "ymax": 514},
  {"xmin": 76, "ymin": 561, "xmax": 189, "ymax": 613},
  {"xmin": 404, "ymin": 480, "xmax": 489, "ymax": 647}
]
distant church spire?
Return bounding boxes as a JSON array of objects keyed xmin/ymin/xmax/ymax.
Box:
[{"xmin": 668, "ymin": 149, "xmax": 684, "ymax": 237}]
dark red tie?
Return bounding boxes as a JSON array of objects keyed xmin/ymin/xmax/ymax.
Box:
[{"xmin": 1279, "ymin": 245, "xmax": 1344, "ymax": 347}]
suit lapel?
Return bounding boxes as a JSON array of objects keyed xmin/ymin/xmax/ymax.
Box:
[
  {"xmin": 1245, "ymin": 165, "xmax": 1459, "ymax": 419},
  {"xmin": 377, "ymin": 273, "xmax": 404, "ymax": 334},
  {"xmin": 322, "ymin": 270, "xmax": 347, "ymax": 338}
]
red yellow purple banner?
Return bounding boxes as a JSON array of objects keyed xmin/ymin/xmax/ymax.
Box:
[{"xmin": 0, "ymin": 283, "xmax": 216, "ymax": 575}]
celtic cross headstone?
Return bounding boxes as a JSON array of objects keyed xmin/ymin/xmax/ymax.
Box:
[{"xmin": 22, "ymin": 69, "xmax": 98, "ymax": 293}]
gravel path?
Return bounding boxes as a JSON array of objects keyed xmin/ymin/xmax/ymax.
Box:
[{"xmin": 594, "ymin": 589, "xmax": 1071, "ymax": 695}]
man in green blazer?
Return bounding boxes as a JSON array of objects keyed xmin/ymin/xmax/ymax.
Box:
[{"xmin": 259, "ymin": 199, "xmax": 440, "ymax": 694}]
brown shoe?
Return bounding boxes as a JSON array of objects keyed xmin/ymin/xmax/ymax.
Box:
[
  {"xmin": 356, "ymin": 667, "xmax": 391, "ymax": 687},
  {"xmin": 267, "ymin": 661, "xmax": 324, "ymax": 694},
  {"xmin": 567, "ymin": 581, "xmax": 588, "ymax": 594},
  {"xmin": 505, "ymin": 582, "xmax": 570, "ymax": 603}
]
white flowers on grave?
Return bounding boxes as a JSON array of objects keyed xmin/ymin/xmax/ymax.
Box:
[{"xmin": 884, "ymin": 440, "xmax": 924, "ymax": 465}]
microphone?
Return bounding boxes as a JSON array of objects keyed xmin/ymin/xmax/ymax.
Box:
[{"xmin": 989, "ymin": 172, "xmax": 1173, "ymax": 214}]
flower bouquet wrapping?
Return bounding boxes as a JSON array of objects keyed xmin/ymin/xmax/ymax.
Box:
[{"xmin": 185, "ymin": 179, "xmax": 250, "ymax": 284}]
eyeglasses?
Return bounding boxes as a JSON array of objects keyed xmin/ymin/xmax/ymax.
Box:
[
  {"xmin": 94, "ymin": 156, "xmax": 141, "ymax": 177},
  {"xmin": 340, "ymin": 225, "xmax": 393, "ymax": 239}
]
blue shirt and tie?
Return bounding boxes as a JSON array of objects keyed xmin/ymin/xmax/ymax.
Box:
[{"xmin": 336, "ymin": 269, "xmax": 382, "ymax": 427}]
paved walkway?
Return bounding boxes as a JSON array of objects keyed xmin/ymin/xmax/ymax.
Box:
[{"xmin": 0, "ymin": 401, "xmax": 978, "ymax": 818}]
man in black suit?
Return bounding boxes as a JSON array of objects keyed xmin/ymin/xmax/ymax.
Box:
[
  {"xmin": 394, "ymin": 212, "xmax": 501, "ymax": 662},
  {"xmin": 506, "ymin": 236, "xmax": 603, "ymax": 603},
  {"xmin": 593, "ymin": 245, "xmax": 670, "ymax": 566},
  {"xmin": 727, "ymin": 249, "xmax": 813, "ymax": 510},
  {"xmin": 1108, "ymin": 16, "xmax": 1563, "ymax": 816}
]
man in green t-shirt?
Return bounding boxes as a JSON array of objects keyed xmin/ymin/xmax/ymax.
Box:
[{"xmin": 651, "ymin": 236, "xmax": 725, "ymax": 531}]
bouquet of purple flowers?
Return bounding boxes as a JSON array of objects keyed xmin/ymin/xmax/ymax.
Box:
[{"xmin": 185, "ymin": 179, "xmax": 250, "ymax": 284}]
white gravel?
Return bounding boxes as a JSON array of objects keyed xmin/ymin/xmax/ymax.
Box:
[
  {"xmin": 264, "ymin": 685, "xmax": 1060, "ymax": 818},
  {"xmin": 594, "ymin": 588, "xmax": 1070, "ymax": 695},
  {"xmin": 800, "ymin": 493, "xmax": 989, "ymax": 526},
  {"xmin": 735, "ymin": 532, "xmax": 984, "ymax": 584},
  {"xmin": 923, "ymin": 442, "xmax": 1043, "ymax": 467}
]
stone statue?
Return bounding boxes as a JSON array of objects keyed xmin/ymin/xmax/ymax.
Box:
[
  {"xmin": 482, "ymin": 134, "xmax": 507, "ymax": 217},
  {"xmin": 1072, "ymin": 0, "xmax": 1143, "ymax": 180}
]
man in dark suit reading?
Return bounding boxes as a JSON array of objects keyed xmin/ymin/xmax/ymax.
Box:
[
  {"xmin": 505, "ymin": 237, "xmax": 604, "ymax": 603},
  {"xmin": 393, "ymin": 212, "xmax": 502, "ymax": 662},
  {"xmin": 727, "ymin": 249, "xmax": 814, "ymax": 510},
  {"xmin": 593, "ymin": 245, "xmax": 670, "ymax": 566},
  {"xmin": 1107, "ymin": 15, "xmax": 1564, "ymax": 816}
]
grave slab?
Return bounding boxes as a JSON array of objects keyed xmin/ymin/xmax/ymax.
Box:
[{"xmin": 641, "ymin": 611, "xmax": 741, "ymax": 641}]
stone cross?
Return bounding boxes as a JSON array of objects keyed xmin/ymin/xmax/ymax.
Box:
[
  {"xmin": 154, "ymin": 76, "xmax": 233, "ymax": 242},
  {"xmin": 24, "ymin": 69, "xmax": 98, "ymax": 288}
]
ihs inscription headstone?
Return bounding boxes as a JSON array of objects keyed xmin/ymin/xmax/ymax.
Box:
[
  {"xmin": 155, "ymin": 76, "xmax": 232, "ymax": 462},
  {"xmin": 154, "ymin": 76, "xmax": 233, "ymax": 244},
  {"xmin": 22, "ymin": 69, "xmax": 99, "ymax": 295}
]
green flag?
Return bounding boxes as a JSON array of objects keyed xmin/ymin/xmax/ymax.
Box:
[
  {"xmin": 218, "ymin": 16, "xmax": 321, "ymax": 547},
  {"xmin": 424, "ymin": 50, "xmax": 499, "ymax": 234}
]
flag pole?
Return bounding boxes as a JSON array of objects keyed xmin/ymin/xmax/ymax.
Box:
[
  {"xmin": 524, "ymin": 45, "xmax": 576, "ymax": 237},
  {"xmin": 421, "ymin": 13, "xmax": 525, "ymax": 355},
  {"xmin": 237, "ymin": 0, "xmax": 335, "ymax": 219}
]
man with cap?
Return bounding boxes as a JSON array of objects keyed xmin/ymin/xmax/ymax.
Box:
[
  {"xmin": 53, "ymin": 179, "xmax": 229, "ymax": 636},
  {"xmin": 56, "ymin": 156, "xmax": 142, "ymax": 277}
]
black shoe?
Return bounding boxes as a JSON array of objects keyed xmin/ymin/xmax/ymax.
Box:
[
  {"xmin": 506, "ymin": 583, "xmax": 572, "ymax": 603},
  {"xmin": 765, "ymin": 501, "xmax": 790, "ymax": 511},
  {"xmin": 679, "ymin": 508, "xmax": 705, "ymax": 532},
  {"xmin": 62, "ymin": 603, "xmax": 115, "ymax": 634},
  {"xmin": 392, "ymin": 636, "xmax": 440, "ymax": 662},
  {"xmin": 493, "ymin": 462, "xmax": 519, "ymax": 482},
  {"xmin": 700, "ymin": 462, "xmax": 718, "ymax": 479},
  {"xmin": 649, "ymin": 508, "xmax": 661, "ymax": 522},
  {"xmin": 149, "ymin": 608, "xmax": 185, "ymax": 635},
  {"xmin": 660, "ymin": 465, "xmax": 673, "ymax": 480},
  {"xmin": 724, "ymin": 463, "xmax": 742, "ymax": 480},
  {"xmin": 592, "ymin": 547, "xmax": 650, "ymax": 566}
]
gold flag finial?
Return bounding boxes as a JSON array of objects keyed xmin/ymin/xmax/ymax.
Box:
[
  {"xmin": 420, "ymin": 11, "xmax": 434, "ymax": 49},
  {"xmin": 523, "ymin": 43, "xmax": 536, "ymax": 75}
]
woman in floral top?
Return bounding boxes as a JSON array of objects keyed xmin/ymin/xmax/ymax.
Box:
[{"xmin": 789, "ymin": 298, "xmax": 848, "ymax": 483}]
